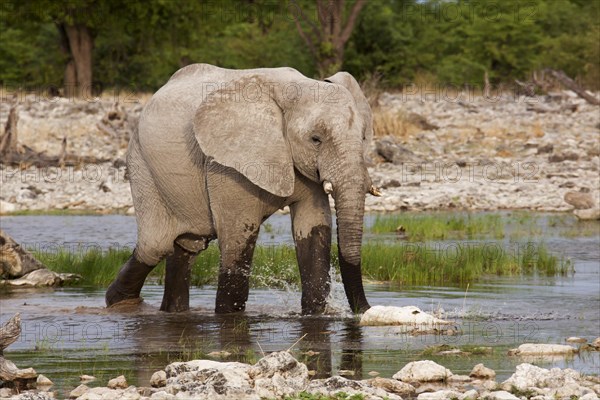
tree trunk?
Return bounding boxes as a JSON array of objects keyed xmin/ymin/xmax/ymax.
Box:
[
  {"xmin": 0, "ymin": 314, "xmax": 21, "ymax": 354},
  {"xmin": 60, "ymin": 23, "xmax": 94, "ymax": 98},
  {"xmin": 293, "ymin": 0, "xmax": 366, "ymax": 77},
  {"xmin": 544, "ymin": 69, "xmax": 600, "ymax": 105},
  {"xmin": 0, "ymin": 106, "xmax": 18, "ymax": 156},
  {"xmin": 0, "ymin": 230, "xmax": 47, "ymax": 279},
  {"xmin": 0, "ymin": 314, "xmax": 37, "ymax": 389}
]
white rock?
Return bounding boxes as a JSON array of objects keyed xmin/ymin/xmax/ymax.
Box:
[
  {"xmin": 418, "ymin": 390, "xmax": 462, "ymax": 399},
  {"xmin": 164, "ymin": 359, "xmax": 249, "ymax": 377},
  {"xmin": 481, "ymin": 379, "xmax": 498, "ymax": 390},
  {"xmin": 509, "ymin": 343, "xmax": 577, "ymax": 355},
  {"xmin": 501, "ymin": 363, "xmax": 582, "ymax": 393},
  {"xmin": 360, "ymin": 305, "xmax": 453, "ymax": 327},
  {"xmin": 393, "ymin": 360, "xmax": 453, "ymax": 382},
  {"xmin": 107, "ymin": 375, "xmax": 128, "ymax": 389},
  {"xmin": 36, "ymin": 374, "xmax": 53, "ymax": 386},
  {"xmin": 367, "ymin": 377, "xmax": 416, "ymax": 396},
  {"xmin": 76, "ymin": 392, "xmax": 103, "ymax": 400},
  {"xmin": 460, "ymin": 389, "xmax": 479, "ymax": 399},
  {"xmin": 70, "ymin": 384, "xmax": 89, "ymax": 398},
  {"xmin": 307, "ymin": 376, "xmax": 401, "ymax": 400},
  {"xmin": 150, "ymin": 370, "xmax": 167, "ymax": 387},
  {"xmin": 79, "ymin": 375, "xmax": 96, "ymax": 382},
  {"xmin": 249, "ymin": 351, "xmax": 309, "ymax": 398},
  {"xmin": 470, "ymin": 363, "xmax": 496, "ymax": 379},
  {"xmin": 3, "ymin": 268, "xmax": 59, "ymax": 286},
  {"xmin": 484, "ymin": 391, "xmax": 520, "ymax": 400},
  {"xmin": 11, "ymin": 392, "xmax": 55, "ymax": 400},
  {"xmin": 190, "ymin": 368, "xmax": 257, "ymax": 400},
  {"xmin": 566, "ymin": 337, "xmax": 587, "ymax": 343},
  {"xmin": 0, "ymin": 200, "xmax": 17, "ymax": 214},
  {"xmin": 581, "ymin": 393, "xmax": 600, "ymax": 400},
  {"xmin": 150, "ymin": 391, "xmax": 176, "ymax": 399},
  {"xmin": 207, "ymin": 350, "xmax": 231, "ymax": 359},
  {"xmin": 574, "ymin": 208, "xmax": 600, "ymax": 220}
]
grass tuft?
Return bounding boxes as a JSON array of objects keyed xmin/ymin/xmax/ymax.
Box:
[
  {"xmin": 34, "ymin": 240, "xmax": 571, "ymax": 289},
  {"xmin": 369, "ymin": 213, "xmax": 504, "ymax": 240}
]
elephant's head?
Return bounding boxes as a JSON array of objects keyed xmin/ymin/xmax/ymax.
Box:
[{"xmin": 194, "ymin": 70, "xmax": 375, "ymax": 313}]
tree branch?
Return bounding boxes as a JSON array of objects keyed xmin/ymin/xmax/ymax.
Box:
[
  {"xmin": 339, "ymin": 0, "xmax": 366, "ymax": 46},
  {"xmin": 291, "ymin": 0, "xmax": 322, "ymax": 42},
  {"xmin": 544, "ymin": 68, "xmax": 600, "ymax": 106},
  {"xmin": 0, "ymin": 314, "xmax": 21, "ymax": 353},
  {"xmin": 293, "ymin": 17, "xmax": 318, "ymax": 59}
]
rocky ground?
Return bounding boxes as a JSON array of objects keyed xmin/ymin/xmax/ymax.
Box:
[
  {"xmin": 3, "ymin": 344, "xmax": 600, "ymax": 400},
  {"xmin": 1, "ymin": 91, "xmax": 599, "ymax": 215}
]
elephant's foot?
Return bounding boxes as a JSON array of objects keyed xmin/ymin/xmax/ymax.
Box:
[
  {"xmin": 106, "ymin": 255, "xmax": 155, "ymax": 307},
  {"xmin": 301, "ymin": 300, "xmax": 327, "ymax": 316},
  {"xmin": 215, "ymin": 272, "xmax": 249, "ymax": 314},
  {"xmin": 160, "ymin": 298, "xmax": 190, "ymax": 313}
]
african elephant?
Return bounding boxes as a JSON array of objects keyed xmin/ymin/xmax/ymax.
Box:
[{"xmin": 106, "ymin": 64, "xmax": 380, "ymax": 315}]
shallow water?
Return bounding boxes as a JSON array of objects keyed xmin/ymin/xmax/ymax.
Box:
[{"xmin": 0, "ymin": 212, "xmax": 599, "ymax": 396}]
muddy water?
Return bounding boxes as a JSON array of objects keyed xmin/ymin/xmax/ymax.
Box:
[{"xmin": 0, "ymin": 213, "xmax": 599, "ymax": 396}]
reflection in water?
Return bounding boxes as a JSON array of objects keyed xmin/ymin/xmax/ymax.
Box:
[
  {"xmin": 339, "ymin": 321, "xmax": 363, "ymax": 380},
  {"xmin": 123, "ymin": 312, "xmax": 366, "ymax": 381},
  {"xmin": 299, "ymin": 318, "xmax": 333, "ymax": 379}
]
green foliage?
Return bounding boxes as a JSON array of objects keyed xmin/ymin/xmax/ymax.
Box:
[{"xmin": 1, "ymin": 0, "xmax": 597, "ymax": 91}]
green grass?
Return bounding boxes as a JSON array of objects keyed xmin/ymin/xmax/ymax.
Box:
[
  {"xmin": 34, "ymin": 240, "xmax": 571, "ymax": 289},
  {"xmin": 369, "ymin": 211, "xmax": 599, "ymax": 240},
  {"xmin": 369, "ymin": 212, "xmax": 505, "ymax": 240},
  {"xmin": 361, "ymin": 241, "xmax": 572, "ymax": 286}
]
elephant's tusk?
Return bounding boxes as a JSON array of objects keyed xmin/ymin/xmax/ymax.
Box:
[
  {"xmin": 369, "ymin": 185, "xmax": 382, "ymax": 197},
  {"xmin": 323, "ymin": 180, "xmax": 333, "ymax": 194}
]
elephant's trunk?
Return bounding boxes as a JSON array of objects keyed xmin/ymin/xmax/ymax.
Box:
[{"xmin": 331, "ymin": 165, "xmax": 371, "ymax": 314}]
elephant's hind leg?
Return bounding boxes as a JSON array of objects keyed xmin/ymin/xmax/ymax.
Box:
[
  {"xmin": 106, "ymin": 252, "xmax": 156, "ymax": 307},
  {"xmin": 160, "ymin": 244, "xmax": 196, "ymax": 312}
]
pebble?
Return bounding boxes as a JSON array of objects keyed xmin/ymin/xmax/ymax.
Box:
[
  {"xmin": 36, "ymin": 374, "xmax": 53, "ymax": 387},
  {"xmin": 107, "ymin": 375, "xmax": 128, "ymax": 389},
  {"xmin": 566, "ymin": 337, "xmax": 588, "ymax": 344},
  {"xmin": 470, "ymin": 363, "xmax": 496, "ymax": 379},
  {"xmin": 69, "ymin": 384, "xmax": 89, "ymax": 398},
  {"xmin": 149, "ymin": 370, "xmax": 166, "ymax": 388}
]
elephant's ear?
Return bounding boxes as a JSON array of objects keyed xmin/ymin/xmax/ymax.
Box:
[
  {"xmin": 193, "ymin": 88, "xmax": 295, "ymax": 197},
  {"xmin": 324, "ymin": 72, "xmax": 373, "ymax": 146}
]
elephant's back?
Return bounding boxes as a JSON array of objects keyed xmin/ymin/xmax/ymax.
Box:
[{"xmin": 133, "ymin": 68, "xmax": 218, "ymax": 235}]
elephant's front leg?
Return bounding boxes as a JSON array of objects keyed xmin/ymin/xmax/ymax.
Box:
[
  {"xmin": 290, "ymin": 188, "xmax": 333, "ymax": 315},
  {"xmin": 215, "ymin": 226, "xmax": 260, "ymax": 313},
  {"xmin": 160, "ymin": 243, "xmax": 198, "ymax": 312}
]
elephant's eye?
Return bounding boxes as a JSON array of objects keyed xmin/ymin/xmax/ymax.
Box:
[{"xmin": 311, "ymin": 135, "xmax": 322, "ymax": 145}]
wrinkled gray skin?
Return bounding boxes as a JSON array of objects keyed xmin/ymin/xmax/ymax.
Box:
[{"xmin": 106, "ymin": 64, "xmax": 375, "ymax": 314}]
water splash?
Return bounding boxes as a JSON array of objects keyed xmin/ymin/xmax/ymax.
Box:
[{"xmin": 324, "ymin": 269, "xmax": 353, "ymax": 317}]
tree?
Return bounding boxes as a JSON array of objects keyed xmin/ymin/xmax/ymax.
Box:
[
  {"xmin": 5, "ymin": 0, "xmax": 110, "ymax": 97},
  {"xmin": 292, "ymin": 0, "xmax": 366, "ymax": 77}
]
